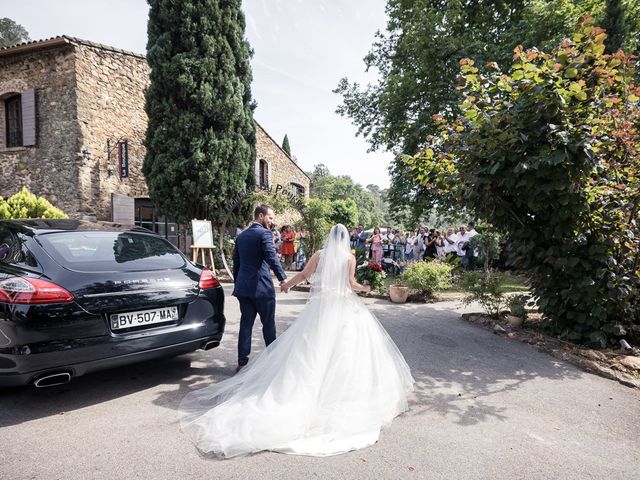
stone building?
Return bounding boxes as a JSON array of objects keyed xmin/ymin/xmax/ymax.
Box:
[{"xmin": 0, "ymin": 36, "xmax": 309, "ymax": 245}]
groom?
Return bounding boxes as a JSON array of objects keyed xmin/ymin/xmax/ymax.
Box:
[{"xmin": 232, "ymin": 204, "xmax": 288, "ymax": 373}]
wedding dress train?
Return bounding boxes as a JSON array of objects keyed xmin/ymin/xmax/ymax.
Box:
[{"xmin": 179, "ymin": 225, "xmax": 415, "ymax": 458}]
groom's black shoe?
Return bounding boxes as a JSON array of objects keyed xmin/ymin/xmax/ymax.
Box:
[{"xmin": 235, "ymin": 364, "xmax": 246, "ymax": 374}]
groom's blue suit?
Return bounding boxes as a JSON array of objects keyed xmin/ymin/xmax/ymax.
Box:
[{"xmin": 232, "ymin": 222, "xmax": 287, "ymax": 366}]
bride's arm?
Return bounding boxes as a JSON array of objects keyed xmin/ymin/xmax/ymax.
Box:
[
  {"xmin": 348, "ymin": 256, "xmax": 370, "ymax": 293},
  {"xmin": 280, "ymin": 251, "xmax": 321, "ymax": 293}
]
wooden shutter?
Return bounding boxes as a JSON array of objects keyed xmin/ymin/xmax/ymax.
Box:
[
  {"xmin": 266, "ymin": 160, "xmax": 271, "ymax": 187},
  {"xmin": 21, "ymin": 89, "xmax": 36, "ymax": 146},
  {"xmin": 255, "ymin": 158, "xmax": 261, "ymax": 185}
]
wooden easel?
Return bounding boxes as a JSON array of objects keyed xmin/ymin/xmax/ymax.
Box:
[{"xmin": 191, "ymin": 246, "xmax": 215, "ymax": 270}]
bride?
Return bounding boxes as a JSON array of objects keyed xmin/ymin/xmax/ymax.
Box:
[{"xmin": 179, "ymin": 224, "xmax": 415, "ymax": 458}]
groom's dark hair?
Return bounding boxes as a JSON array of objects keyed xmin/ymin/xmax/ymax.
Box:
[{"xmin": 254, "ymin": 204, "xmax": 272, "ymax": 219}]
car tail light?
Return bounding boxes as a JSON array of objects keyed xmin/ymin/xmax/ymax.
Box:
[
  {"xmin": 0, "ymin": 277, "xmax": 74, "ymax": 304},
  {"xmin": 198, "ymin": 268, "xmax": 220, "ymax": 289}
]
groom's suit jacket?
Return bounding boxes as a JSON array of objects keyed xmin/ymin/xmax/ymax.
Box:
[{"xmin": 232, "ymin": 223, "xmax": 287, "ymax": 298}]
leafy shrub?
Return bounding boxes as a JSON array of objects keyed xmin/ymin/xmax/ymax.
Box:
[
  {"xmin": 0, "ymin": 187, "xmax": 67, "ymax": 219},
  {"xmin": 356, "ymin": 261, "xmax": 386, "ymax": 294},
  {"xmin": 407, "ymin": 16, "xmax": 640, "ymax": 345},
  {"xmin": 402, "ymin": 260, "xmax": 453, "ymax": 297},
  {"xmin": 508, "ymin": 294, "xmax": 531, "ymax": 319},
  {"xmin": 459, "ymin": 271, "xmax": 509, "ymax": 319}
]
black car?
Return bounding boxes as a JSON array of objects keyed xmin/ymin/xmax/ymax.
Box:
[{"xmin": 0, "ymin": 219, "xmax": 225, "ymax": 387}]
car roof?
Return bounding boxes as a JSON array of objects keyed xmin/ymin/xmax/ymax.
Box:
[{"xmin": 0, "ymin": 219, "xmax": 153, "ymax": 235}]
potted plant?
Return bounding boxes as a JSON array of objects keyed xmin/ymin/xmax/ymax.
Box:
[
  {"xmin": 506, "ymin": 294, "xmax": 529, "ymax": 327},
  {"xmin": 388, "ymin": 283, "xmax": 409, "ymax": 303},
  {"xmin": 355, "ymin": 261, "xmax": 386, "ymax": 294}
]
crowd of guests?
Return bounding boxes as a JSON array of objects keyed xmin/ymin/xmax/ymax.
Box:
[
  {"xmin": 350, "ymin": 222, "xmax": 480, "ymax": 271},
  {"xmin": 237, "ymin": 221, "xmax": 480, "ymax": 273}
]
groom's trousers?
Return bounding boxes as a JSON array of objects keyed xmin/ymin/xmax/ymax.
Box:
[{"xmin": 236, "ymin": 296, "xmax": 277, "ymax": 366}]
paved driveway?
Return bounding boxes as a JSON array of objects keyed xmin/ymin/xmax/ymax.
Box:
[{"xmin": 1, "ymin": 285, "xmax": 638, "ymax": 480}]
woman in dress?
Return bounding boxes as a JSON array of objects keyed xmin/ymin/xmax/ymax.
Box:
[
  {"xmin": 280, "ymin": 225, "xmax": 296, "ymax": 270},
  {"xmin": 366, "ymin": 227, "xmax": 383, "ymax": 263},
  {"xmin": 179, "ymin": 224, "xmax": 414, "ymax": 458}
]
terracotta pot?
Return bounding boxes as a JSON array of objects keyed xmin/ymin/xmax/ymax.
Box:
[
  {"xmin": 506, "ymin": 314, "xmax": 524, "ymax": 327},
  {"xmin": 389, "ymin": 285, "xmax": 409, "ymax": 303}
]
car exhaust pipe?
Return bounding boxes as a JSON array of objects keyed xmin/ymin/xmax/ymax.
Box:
[
  {"xmin": 33, "ymin": 372, "xmax": 72, "ymax": 388},
  {"xmin": 202, "ymin": 340, "xmax": 220, "ymax": 351}
]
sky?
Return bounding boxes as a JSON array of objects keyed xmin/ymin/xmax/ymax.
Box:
[{"xmin": 2, "ymin": 0, "xmax": 394, "ymax": 188}]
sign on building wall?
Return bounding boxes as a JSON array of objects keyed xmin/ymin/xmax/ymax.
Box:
[
  {"xmin": 191, "ymin": 220, "xmax": 214, "ymax": 248},
  {"xmin": 111, "ymin": 193, "xmax": 135, "ymax": 224},
  {"xmin": 118, "ymin": 140, "xmax": 129, "ymax": 178}
]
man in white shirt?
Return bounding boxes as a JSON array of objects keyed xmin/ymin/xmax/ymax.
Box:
[
  {"xmin": 455, "ymin": 225, "xmax": 470, "ymax": 268},
  {"xmin": 465, "ymin": 221, "xmax": 480, "ymax": 270},
  {"xmin": 443, "ymin": 227, "xmax": 458, "ymax": 259}
]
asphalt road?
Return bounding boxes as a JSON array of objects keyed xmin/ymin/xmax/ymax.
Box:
[{"xmin": 1, "ymin": 285, "xmax": 639, "ymax": 480}]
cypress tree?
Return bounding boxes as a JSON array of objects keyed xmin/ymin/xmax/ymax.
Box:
[
  {"xmin": 282, "ymin": 134, "xmax": 291, "ymax": 157},
  {"xmin": 602, "ymin": 0, "xmax": 629, "ymax": 53},
  {"xmin": 144, "ymin": 0, "xmax": 256, "ymax": 225}
]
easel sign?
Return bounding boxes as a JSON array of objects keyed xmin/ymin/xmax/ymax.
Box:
[
  {"xmin": 191, "ymin": 219, "xmax": 215, "ymax": 269},
  {"xmin": 192, "ymin": 220, "xmax": 214, "ymax": 247}
]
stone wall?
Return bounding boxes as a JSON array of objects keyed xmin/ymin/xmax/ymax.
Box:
[
  {"xmin": 0, "ymin": 45, "xmax": 82, "ymax": 214},
  {"xmin": 255, "ymin": 123, "xmax": 310, "ymax": 199},
  {"xmin": 74, "ymin": 43, "xmax": 150, "ymax": 219},
  {"xmin": 1, "ymin": 38, "xmax": 309, "ymax": 221}
]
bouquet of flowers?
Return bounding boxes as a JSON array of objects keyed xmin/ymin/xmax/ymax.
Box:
[{"xmin": 356, "ymin": 261, "xmax": 386, "ymax": 294}]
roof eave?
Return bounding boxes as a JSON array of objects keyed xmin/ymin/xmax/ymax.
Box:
[{"xmin": 0, "ymin": 37, "xmax": 73, "ymax": 58}]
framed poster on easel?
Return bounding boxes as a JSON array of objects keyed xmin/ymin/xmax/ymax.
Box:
[{"xmin": 191, "ymin": 219, "xmax": 215, "ymax": 269}]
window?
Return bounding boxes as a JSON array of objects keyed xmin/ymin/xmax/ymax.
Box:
[
  {"xmin": 259, "ymin": 159, "xmax": 269, "ymax": 187},
  {"xmin": 37, "ymin": 232, "xmax": 185, "ymax": 273},
  {"xmin": 0, "ymin": 226, "xmax": 38, "ymax": 267},
  {"xmin": 289, "ymin": 183, "xmax": 305, "ymax": 197},
  {"xmin": 5, "ymin": 95, "xmax": 22, "ymax": 148},
  {"xmin": 1, "ymin": 89, "xmax": 36, "ymax": 149}
]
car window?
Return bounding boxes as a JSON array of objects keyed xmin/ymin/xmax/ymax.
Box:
[
  {"xmin": 0, "ymin": 226, "xmax": 38, "ymax": 268},
  {"xmin": 37, "ymin": 231, "xmax": 186, "ymax": 272}
]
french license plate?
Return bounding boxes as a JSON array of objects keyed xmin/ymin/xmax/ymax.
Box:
[{"xmin": 110, "ymin": 306, "xmax": 179, "ymax": 330}]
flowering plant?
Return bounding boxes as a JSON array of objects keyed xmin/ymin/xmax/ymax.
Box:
[{"xmin": 355, "ymin": 261, "xmax": 386, "ymax": 294}]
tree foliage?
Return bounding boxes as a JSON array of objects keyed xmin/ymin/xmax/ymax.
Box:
[
  {"xmin": 406, "ymin": 16, "xmax": 640, "ymax": 345},
  {"xmin": 0, "ymin": 18, "xmax": 30, "ymax": 48},
  {"xmin": 282, "ymin": 134, "xmax": 291, "ymax": 157},
  {"xmin": 308, "ymin": 163, "xmax": 390, "ymax": 227},
  {"xmin": 602, "ymin": 0, "xmax": 629, "ymax": 53},
  {"xmin": 0, "ymin": 188, "xmax": 67, "ymax": 219},
  {"xmin": 144, "ymin": 0, "xmax": 256, "ymax": 226},
  {"xmin": 335, "ymin": 0, "xmax": 640, "ymax": 223},
  {"xmin": 301, "ymin": 198, "xmax": 333, "ymax": 256}
]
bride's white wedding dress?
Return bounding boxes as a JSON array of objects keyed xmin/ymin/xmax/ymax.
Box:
[{"xmin": 179, "ymin": 225, "xmax": 415, "ymax": 458}]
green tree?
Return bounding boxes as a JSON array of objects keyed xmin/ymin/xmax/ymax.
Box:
[
  {"xmin": 602, "ymin": 0, "xmax": 629, "ymax": 53},
  {"xmin": 144, "ymin": 0, "xmax": 256, "ymax": 226},
  {"xmin": 308, "ymin": 164, "xmax": 389, "ymax": 227},
  {"xmin": 301, "ymin": 198, "xmax": 333, "ymax": 255},
  {"xmin": 329, "ymin": 199, "xmax": 359, "ymax": 227},
  {"xmin": 407, "ymin": 16, "xmax": 640, "ymax": 345},
  {"xmin": 0, "ymin": 188, "xmax": 67, "ymax": 219},
  {"xmin": 0, "ymin": 18, "xmax": 30, "ymax": 48},
  {"xmin": 336, "ymin": 1, "xmax": 640, "ymax": 222},
  {"xmin": 282, "ymin": 134, "xmax": 291, "ymax": 157}
]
